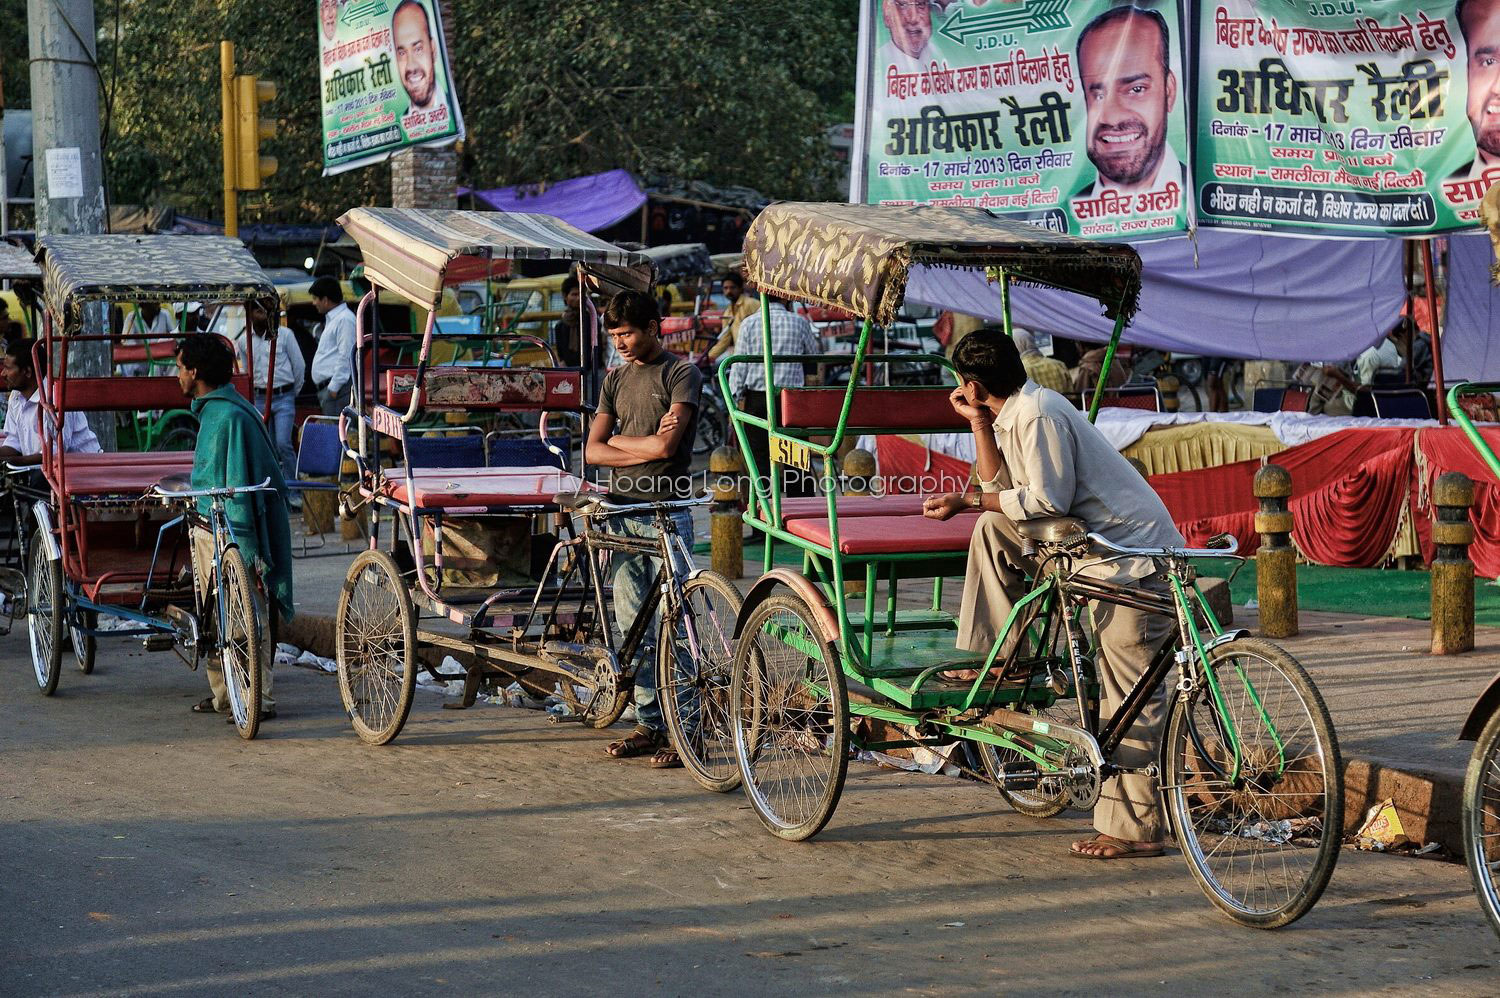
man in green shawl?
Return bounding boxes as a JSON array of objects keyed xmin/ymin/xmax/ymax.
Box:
[{"xmin": 174, "ymin": 334, "xmax": 294, "ymax": 722}]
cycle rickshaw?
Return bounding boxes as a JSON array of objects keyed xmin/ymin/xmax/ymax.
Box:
[
  {"xmin": 24, "ymin": 234, "xmax": 282, "ymax": 739},
  {"xmin": 0, "ymin": 240, "xmax": 45, "ymax": 631},
  {"xmin": 331, "ymin": 208, "xmax": 741, "ymax": 784},
  {"xmin": 719, "ymin": 202, "xmax": 1343, "ymax": 929}
]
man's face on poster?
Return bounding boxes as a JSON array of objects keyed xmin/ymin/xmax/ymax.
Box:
[
  {"xmin": 320, "ymin": 0, "xmax": 338, "ymax": 41},
  {"xmin": 1080, "ymin": 14, "xmax": 1177, "ymax": 187},
  {"xmin": 882, "ymin": 0, "xmax": 932, "ymax": 60},
  {"xmin": 1464, "ymin": 0, "xmax": 1500, "ymax": 163},
  {"xmin": 393, "ymin": 3, "xmax": 436, "ymax": 110}
]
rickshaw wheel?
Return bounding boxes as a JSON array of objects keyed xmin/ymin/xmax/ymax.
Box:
[
  {"xmin": 1163, "ymin": 637, "xmax": 1341, "ymax": 929},
  {"xmin": 559, "ymin": 658, "xmax": 629, "ymax": 729},
  {"xmin": 1463, "ymin": 704, "xmax": 1500, "ymax": 938},
  {"xmin": 219, "ymin": 546, "xmax": 263, "ymax": 741},
  {"xmin": 26, "ymin": 528, "xmax": 62, "ymax": 696},
  {"xmin": 336, "ymin": 549, "xmax": 417, "ymax": 745},
  {"xmin": 71, "ymin": 608, "xmax": 97, "ymax": 674},
  {"xmin": 659, "ymin": 571, "xmax": 743, "ymax": 793},
  {"xmin": 975, "ymin": 702, "xmax": 1073, "ymax": 819},
  {"xmin": 731, "ymin": 592, "xmax": 849, "ymax": 841}
]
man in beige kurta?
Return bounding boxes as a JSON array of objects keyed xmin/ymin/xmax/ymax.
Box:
[{"xmin": 924, "ymin": 327, "xmax": 1184, "ymax": 860}]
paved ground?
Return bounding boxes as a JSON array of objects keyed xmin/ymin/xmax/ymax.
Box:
[{"xmin": 4, "ymin": 622, "xmax": 1500, "ymax": 996}]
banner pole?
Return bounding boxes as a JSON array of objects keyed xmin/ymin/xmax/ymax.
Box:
[{"xmin": 1421, "ymin": 238, "xmax": 1448, "ymax": 426}]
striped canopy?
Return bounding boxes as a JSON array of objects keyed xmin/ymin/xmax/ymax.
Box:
[
  {"xmin": 742, "ymin": 202, "xmax": 1143, "ymax": 326},
  {"xmin": 637, "ymin": 243, "xmax": 713, "ymax": 283},
  {"xmin": 37, "ymin": 234, "xmax": 275, "ymax": 327},
  {"xmin": 337, "ymin": 207, "xmax": 654, "ymax": 308},
  {"xmin": 0, "ymin": 242, "xmax": 40, "ymax": 281}
]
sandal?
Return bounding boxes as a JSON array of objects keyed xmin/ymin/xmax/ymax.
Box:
[
  {"xmin": 1069, "ymin": 833, "xmax": 1166, "ymax": 861},
  {"xmin": 649, "ymin": 747, "xmax": 683, "ymax": 770},
  {"xmin": 191, "ymin": 697, "xmax": 222, "ymax": 714},
  {"xmin": 605, "ymin": 727, "xmax": 662, "ymax": 759}
]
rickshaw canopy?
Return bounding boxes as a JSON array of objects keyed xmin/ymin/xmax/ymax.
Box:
[
  {"xmin": 638, "ymin": 243, "xmax": 713, "ymax": 284},
  {"xmin": 36, "ymin": 234, "xmax": 276, "ymax": 328},
  {"xmin": 336, "ymin": 207, "xmax": 654, "ymax": 310},
  {"xmin": 741, "ymin": 202, "xmax": 1143, "ymax": 327},
  {"xmin": 0, "ymin": 241, "xmax": 41, "ymax": 282}
]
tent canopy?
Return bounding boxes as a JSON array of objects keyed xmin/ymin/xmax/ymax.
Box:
[
  {"xmin": 638, "ymin": 243, "xmax": 713, "ymax": 284},
  {"xmin": 0, "ymin": 242, "xmax": 41, "ymax": 281},
  {"xmin": 466, "ymin": 169, "xmax": 646, "ymax": 234},
  {"xmin": 742, "ymin": 202, "xmax": 1142, "ymax": 327},
  {"xmin": 336, "ymin": 207, "xmax": 654, "ymax": 309},
  {"xmin": 36, "ymin": 234, "xmax": 275, "ymax": 327}
]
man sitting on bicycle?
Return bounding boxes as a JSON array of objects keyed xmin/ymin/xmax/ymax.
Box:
[
  {"xmin": 174, "ymin": 334, "xmax": 294, "ymax": 723},
  {"xmin": 585, "ymin": 290, "xmax": 701, "ymax": 769},
  {"xmin": 923, "ymin": 328, "xmax": 1184, "ymax": 861}
]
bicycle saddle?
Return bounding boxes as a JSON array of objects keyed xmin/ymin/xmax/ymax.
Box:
[
  {"xmin": 553, "ymin": 491, "xmax": 600, "ymax": 513},
  {"xmin": 1014, "ymin": 516, "xmax": 1086, "ymax": 543},
  {"xmin": 156, "ymin": 472, "xmax": 194, "ymax": 494}
]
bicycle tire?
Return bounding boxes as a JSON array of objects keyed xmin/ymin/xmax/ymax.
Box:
[
  {"xmin": 1163, "ymin": 637, "xmax": 1342, "ymax": 929},
  {"xmin": 659, "ymin": 571, "xmax": 743, "ymax": 793},
  {"xmin": 1463, "ymin": 705, "xmax": 1500, "ymax": 938},
  {"xmin": 336, "ymin": 549, "xmax": 418, "ymax": 745},
  {"xmin": 218, "ymin": 546, "xmax": 263, "ymax": 741},
  {"xmin": 731, "ymin": 592, "xmax": 849, "ymax": 841},
  {"xmin": 70, "ymin": 608, "xmax": 97, "ymax": 674},
  {"xmin": 26, "ymin": 528, "xmax": 62, "ymax": 696}
]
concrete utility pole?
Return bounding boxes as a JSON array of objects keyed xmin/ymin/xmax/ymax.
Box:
[
  {"xmin": 28, "ymin": 0, "xmax": 113, "ymax": 444},
  {"xmin": 390, "ymin": 0, "xmax": 457, "ymax": 210}
]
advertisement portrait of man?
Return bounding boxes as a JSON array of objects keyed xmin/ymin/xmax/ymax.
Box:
[
  {"xmin": 391, "ymin": 0, "xmax": 452, "ymax": 139},
  {"xmin": 1455, "ymin": 0, "xmax": 1500, "ymax": 180},
  {"xmin": 879, "ymin": 0, "xmax": 933, "ymax": 73},
  {"xmin": 1072, "ymin": 5, "xmax": 1184, "ymax": 200},
  {"xmin": 320, "ymin": 0, "xmax": 339, "ymax": 42}
]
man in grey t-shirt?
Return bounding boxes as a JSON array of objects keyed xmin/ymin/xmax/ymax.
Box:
[{"xmin": 585, "ymin": 290, "xmax": 701, "ymax": 768}]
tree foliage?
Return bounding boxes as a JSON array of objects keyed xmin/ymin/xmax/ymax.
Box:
[{"xmin": 6, "ymin": 0, "xmax": 857, "ymax": 223}]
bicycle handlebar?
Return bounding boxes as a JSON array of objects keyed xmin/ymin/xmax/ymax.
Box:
[
  {"xmin": 562, "ymin": 492, "xmax": 711, "ymax": 518},
  {"xmin": 152, "ymin": 476, "xmax": 276, "ymax": 501},
  {"xmin": 1087, "ymin": 531, "xmax": 1240, "ymax": 559}
]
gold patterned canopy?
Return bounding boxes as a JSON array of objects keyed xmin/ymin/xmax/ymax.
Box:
[
  {"xmin": 742, "ymin": 202, "xmax": 1143, "ymax": 326},
  {"xmin": 37, "ymin": 234, "xmax": 276, "ymax": 328}
]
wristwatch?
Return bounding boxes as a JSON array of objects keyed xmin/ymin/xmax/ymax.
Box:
[{"xmin": 967, "ymin": 494, "xmax": 983, "ymax": 510}]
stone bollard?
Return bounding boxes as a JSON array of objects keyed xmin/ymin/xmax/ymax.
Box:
[
  {"xmin": 1157, "ymin": 375, "xmax": 1181, "ymax": 413},
  {"xmin": 1254, "ymin": 464, "xmax": 1298, "ymax": 638},
  {"xmin": 709, "ymin": 446, "xmax": 744, "ymax": 579},
  {"xmin": 1431, "ymin": 471, "xmax": 1476, "ymax": 655},
  {"xmin": 842, "ymin": 449, "xmax": 877, "ymax": 596}
]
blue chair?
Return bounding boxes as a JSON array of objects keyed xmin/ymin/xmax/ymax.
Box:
[
  {"xmin": 488, "ymin": 433, "xmax": 571, "ymax": 471},
  {"xmin": 287, "ymin": 416, "xmax": 346, "ymax": 556},
  {"xmin": 406, "ymin": 430, "xmax": 486, "ymax": 469}
]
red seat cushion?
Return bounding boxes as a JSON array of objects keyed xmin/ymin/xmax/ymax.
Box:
[
  {"xmin": 779, "ymin": 494, "xmax": 928, "ymax": 522},
  {"xmin": 381, "ymin": 465, "xmax": 587, "ymax": 508},
  {"xmin": 54, "ymin": 452, "xmax": 195, "ymax": 496},
  {"xmin": 778, "ymin": 388, "xmax": 969, "ymax": 430},
  {"xmin": 784, "ymin": 511, "xmax": 978, "ymax": 555}
]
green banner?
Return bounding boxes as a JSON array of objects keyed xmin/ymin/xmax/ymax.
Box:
[
  {"xmin": 856, "ymin": 0, "xmax": 1193, "ymax": 239},
  {"xmin": 319, "ymin": 0, "xmax": 464, "ymax": 176},
  {"xmin": 1196, "ymin": 0, "xmax": 1478, "ymax": 234}
]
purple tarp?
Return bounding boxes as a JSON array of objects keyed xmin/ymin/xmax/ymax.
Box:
[
  {"xmin": 465, "ymin": 169, "xmax": 646, "ymax": 234},
  {"xmin": 1440, "ymin": 234, "xmax": 1500, "ymax": 382},
  {"xmin": 906, "ymin": 228, "xmax": 1405, "ymax": 363}
]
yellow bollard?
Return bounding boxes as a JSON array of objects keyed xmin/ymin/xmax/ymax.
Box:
[
  {"xmin": 1157, "ymin": 375, "xmax": 1181, "ymax": 413},
  {"xmin": 709, "ymin": 446, "xmax": 744, "ymax": 579},
  {"xmin": 841, "ymin": 448, "xmax": 877, "ymax": 596},
  {"xmin": 1430, "ymin": 471, "xmax": 1476, "ymax": 655},
  {"xmin": 1253, "ymin": 464, "xmax": 1298, "ymax": 638}
]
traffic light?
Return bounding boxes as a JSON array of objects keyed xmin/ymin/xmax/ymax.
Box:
[{"xmin": 234, "ymin": 74, "xmax": 277, "ymax": 190}]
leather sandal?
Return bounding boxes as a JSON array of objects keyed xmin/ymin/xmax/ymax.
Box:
[
  {"xmin": 191, "ymin": 697, "xmax": 222, "ymax": 714},
  {"xmin": 606, "ymin": 727, "xmax": 662, "ymax": 759}
]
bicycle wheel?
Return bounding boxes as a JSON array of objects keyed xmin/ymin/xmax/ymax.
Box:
[
  {"xmin": 71, "ymin": 608, "xmax": 97, "ymax": 675},
  {"xmin": 731, "ymin": 592, "xmax": 849, "ymax": 841},
  {"xmin": 218, "ymin": 546, "xmax": 263, "ymax": 741},
  {"xmin": 1464, "ymin": 706, "xmax": 1500, "ymax": 938},
  {"xmin": 976, "ymin": 701, "xmax": 1076, "ymax": 818},
  {"xmin": 1163, "ymin": 637, "xmax": 1342, "ymax": 929},
  {"xmin": 336, "ymin": 549, "xmax": 417, "ymax": 744},
  {"xmin": 26, "ymin": 528, "xmax": 62, "ymax": 696},
  {"xmin": 558, "ymin": 661, "xmax": 631, "ymax": 728},
  {"xmin": 659, "ymin": 571, "xmax": 742, "ymax": 793}
]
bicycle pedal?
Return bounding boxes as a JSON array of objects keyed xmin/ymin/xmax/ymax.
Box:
[{"xmin": 141, "ymin": 633, "xmax": 175, "ymax": 652}]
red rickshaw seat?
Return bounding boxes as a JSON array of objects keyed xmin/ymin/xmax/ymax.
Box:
[
  {"xmin": 784, "ymin": 511, "xmax": 978, "ymax": 555},
  {"xmin": 778, "ymin": 387, "xmax": 968, "ymax": 430},
  {"xmin": 778, "ymin": 494, "xmax": 928, "ymax": 521},
  {"xmin": 381, "ymin": 465, "xmax": 587, "ymax": 508},
  {"xmin": 53, "ymin": 452, "xmax": 195, "ymax": 497}
]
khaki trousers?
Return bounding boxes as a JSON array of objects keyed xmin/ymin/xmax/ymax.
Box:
[
  {"xmin": 191, "ymin": 527, "xmax": 275, "ymax": 711},
  {"xmin": 958, "ymin": 512, "xmax": 1172, "ymax": 842}
]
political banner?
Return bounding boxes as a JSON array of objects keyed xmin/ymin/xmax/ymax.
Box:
[
  {"xmin": 1196, "ymin": 0, "xmax": 1480, "ymax": 235},
  {"xmin": 319, "ymin": 0, "xmax": 464, "ymax": 176},
  {"xmin": 855, "ymin": 0, "xmax": 1194, "ymax": 239}
]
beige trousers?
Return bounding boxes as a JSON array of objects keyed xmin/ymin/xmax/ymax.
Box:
[
  {"xmin": 958, "ymin": 512, "xmax": 1172, "ymax": 842},
  {"xmin": 191, "ymin": 527, "xmax": 275, "ymax": 711}
]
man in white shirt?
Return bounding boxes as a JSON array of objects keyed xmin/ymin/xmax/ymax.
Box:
[
  {"xmin": 239, "ymin": 300, "xmax": 306, "ymax": 485},
  {"xmin": 0, "ymin": 338, "xmax": 102, "ymax": 462},
  {"xmin": 309, "ymin": 276, "xmax": 356, "ymax": 416}
]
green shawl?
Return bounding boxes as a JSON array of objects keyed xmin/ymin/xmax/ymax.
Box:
[{"xmin": 189, "ymin": 385, "xmax": 294, "ymax": 620}]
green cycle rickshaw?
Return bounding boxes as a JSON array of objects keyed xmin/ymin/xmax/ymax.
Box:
[{"xmin": 717, "ymin": 202, "xmax": 1343, "ymax": 929}]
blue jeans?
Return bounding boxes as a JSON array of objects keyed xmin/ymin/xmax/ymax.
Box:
[
  {"xmin": 258, "ymin": 390, "xmax": 297, "ymax": 483},
  {"xmin": 609, "ymin": 509, "xmax": 695, "ymax": 734}
]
